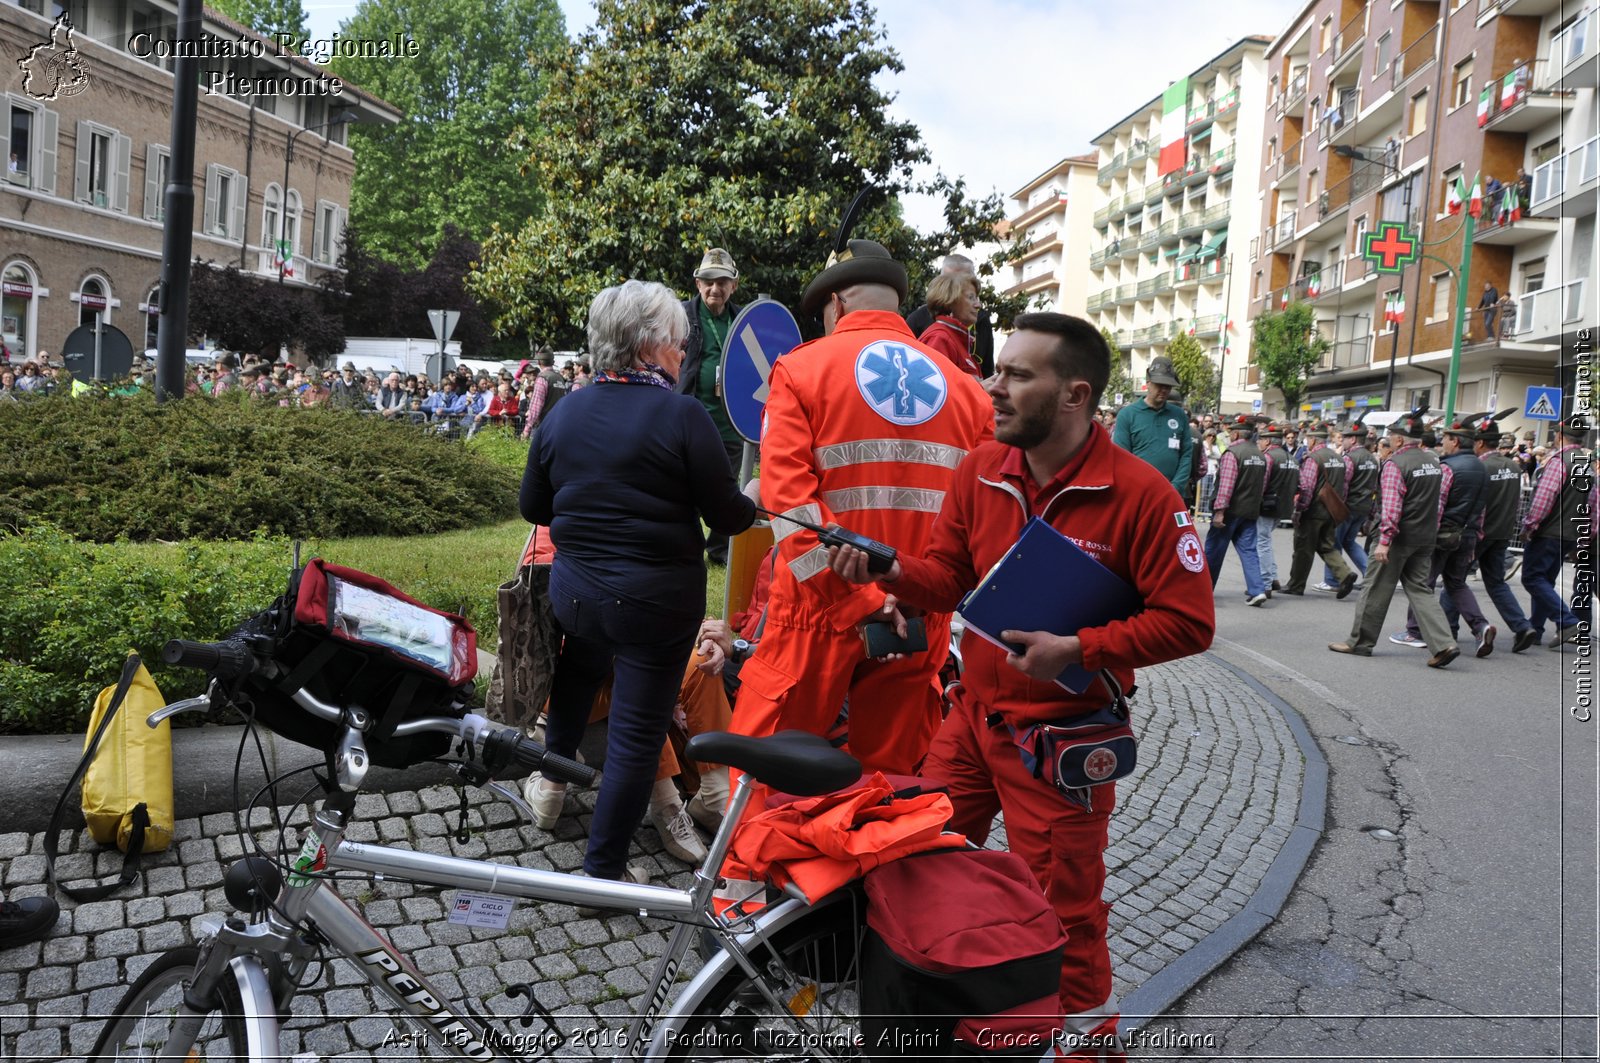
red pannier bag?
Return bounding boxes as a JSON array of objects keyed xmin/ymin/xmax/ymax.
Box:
[
  {"xmin": 231, "ymin": 559, "xmax": 477, "ymax": 768},
  {"xmin": 860, "ymin": 848, "xmax": 1067, "ymax": 1059}
]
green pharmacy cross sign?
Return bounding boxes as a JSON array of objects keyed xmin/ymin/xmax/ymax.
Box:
[{"xmin": 1361, "ymin": 221, "xmax": 1419, "ymax": 274}]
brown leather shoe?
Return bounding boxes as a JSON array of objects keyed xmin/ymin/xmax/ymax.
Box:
[
  {"xmin": 1327, "ymin": 642, "xmax": 1371, "ymax": 656},
  {"xmin": 1427, "ymin": 646, "xmax": 1460, "ymax": 668}
]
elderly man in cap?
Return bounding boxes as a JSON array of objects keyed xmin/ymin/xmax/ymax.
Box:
[
  {"xmin": 331, "ymin": 361, "xmax": 366, "ymax": 410},
  {"xmin": 1317, "ymin": 422, "xmax": 1378, "ymax": 590},
  {"xmin": 1460, "ymin": 420, "xmax": 1539, "ymax": 653},
  {"xmin": 1331, "ymin": 412, "xmax": 1460, "ymax": 666},
  {"xmin": 728, "ymin": 239, "xmax": 992, "ymax": 782},
  {"xmin": 1113, "ymin": 356, "xmax": 1193, "ymax": 502},
  {"xmin": 1283, "ymin": 423, "xmax": 1359, "ymax": 598},
  {"xmin": 1522, "ymin": 414, "xmax": 1594, "ymax": 649},
  {"xmin": 1205, "ymin": 414, "xmax": 1271, "ymax": 605},
  {"xmin": 1257, "ymin": 423, "xmax": 1299, "ymax": 593},
  {"xmin": 677, "ymin": 248, "xmax": 748, "ymax": 566},
  {"xmin": 1392, "ymin": 414, "xmax": 1496, "ymax": 654}
]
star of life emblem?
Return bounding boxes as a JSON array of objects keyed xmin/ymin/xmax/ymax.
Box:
[{"xmin": 855, "ymin": 341, "xmax": 947, "ymax": 426}]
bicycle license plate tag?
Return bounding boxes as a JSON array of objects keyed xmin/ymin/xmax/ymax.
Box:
[{"xmin": 449, "ymin": 890, "xmax": 518, "ymax": 930}]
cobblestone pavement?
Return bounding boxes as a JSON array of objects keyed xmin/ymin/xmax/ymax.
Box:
[{"xmin": 0, "ymin": 655, "xmax": 1307, "ymax": 1060}]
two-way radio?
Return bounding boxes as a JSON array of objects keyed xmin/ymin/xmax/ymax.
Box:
[{"xmin": 755, "ymin": 507, "xmax": 899, "ymax": 574}]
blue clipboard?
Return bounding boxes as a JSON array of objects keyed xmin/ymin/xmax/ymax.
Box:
[{"xmin": 956, "ymin": 517, "xmax": 1143, "ymax": 693}]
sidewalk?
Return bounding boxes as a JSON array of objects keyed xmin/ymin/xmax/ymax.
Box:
[{"xmin": 0, "ymin": 654, "xmax": 1322, "ymax": 1059}]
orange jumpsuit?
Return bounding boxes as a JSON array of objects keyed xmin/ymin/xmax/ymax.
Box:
[{"xmin": 731, "ymin": 310, "xmax": 993, "ymax": 775}]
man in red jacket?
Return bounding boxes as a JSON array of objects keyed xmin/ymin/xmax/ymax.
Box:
[
  {"xmin": 730, "ymin": 240, "xmax": 992, "ymax": 777},
  {"xmin": 830, "ymin": 312, "xmax": 1215, "ymax": 1060}
]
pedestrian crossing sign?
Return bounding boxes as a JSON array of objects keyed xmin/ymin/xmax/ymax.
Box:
[{"xmin": 1524, "ymin": 385, "xmax": 1561, "ymax": 421}]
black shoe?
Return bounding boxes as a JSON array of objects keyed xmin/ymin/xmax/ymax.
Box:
[
  {"xmin": 1512, "ymin": 628, "xmax": 1539, "ymax": 653},
  {"xmin": 1279, "ymin": 588, "xmax": 1305, "ymax": 596},
  {"xmin": 1476, "ymin": 625, "xmax": 1496, "ymax": 658},
  {"xmin": 1271, "ymin": 580, "xmax": 1282, "ymax": 591},
  {"xmin": 0, "ymin": 896, "xmax": 59, "ymax": 948},
  {"xmin": 1336, "ymin": 572, "xmax": 1359, "ymax": 600}
]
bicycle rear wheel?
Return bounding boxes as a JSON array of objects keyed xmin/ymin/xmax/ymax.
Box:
[
  {"xmin": 668, "ymin": 897, "xmax": 866, "ymax": 1061},
  {"xmin": 93, "ymin": 945, "xmax": 250, "ymax": 1062}
]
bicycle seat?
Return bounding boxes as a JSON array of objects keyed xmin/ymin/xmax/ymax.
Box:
[{"xmin": 685, "ymin": 730, "xmax": 861, "ymax": 797}]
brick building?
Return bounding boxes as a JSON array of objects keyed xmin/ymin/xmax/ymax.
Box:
[
  {"xmin": 2, "ymin": 0, "xmax": 398, "ymax": 363},
  {"xmin": 1247, "ymin": 0, "xmax": 1595, "ymax": 435}
]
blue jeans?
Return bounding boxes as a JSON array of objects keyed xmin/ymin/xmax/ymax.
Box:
[
  {"xmin": 1204, "ymin": 515, "xmax": 1264, "ymax": 597},
  {"xmin": 1521, "ymin": 536, "xmax": 1580, "ymax": 635},
  {"xmin": 1256, "ymin": 515, "xmax": 1280, "ymax": 582},
  {"xmin": 1472, "ymin": 538, "xmax": 1531, "ymax": 634},
  {"xmin": 544, "ymin": 563, "xmax": 699, "ymax": 878},
  {"xmin": 1323, "ymin": 511, "xmax": 1370, "ymax": 585}
]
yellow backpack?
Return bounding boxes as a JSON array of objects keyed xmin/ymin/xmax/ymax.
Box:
[{"xmin": 46, "ymin": 654, "xmax": 175, "ymax": 901}]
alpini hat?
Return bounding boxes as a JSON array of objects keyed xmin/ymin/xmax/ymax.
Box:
[
  {"xmin": 1557, "ymin": 413, "xmax": 1594, "ymax": 438},
  {"xmin": 694, "ymin": 248, "xmax": 739, "ymax": 281},
  {"xmin": 800, "ymin": 239, "xmax": 908, "ymax": 317},
  {"xmin": 1260, "ymin": 423, "xmax": 1286, "ymax": 439},
  {"xmin": 1440, "ymin": 411, "xmax": 1492, "ymax": 441},
  {"xmin": 1305, "ymin": 422, "xmax": 1331, "ymax": 438},
  {"xmin": 1389, "ymin": 409, "xmax": 1430, "ymax": 438}
]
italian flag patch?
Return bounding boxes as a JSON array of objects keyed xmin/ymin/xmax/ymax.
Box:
[{"xmin": 1174, "ymin": 511, "xmax": 1193, "ymax": 528}]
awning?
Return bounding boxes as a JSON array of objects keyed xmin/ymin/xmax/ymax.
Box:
[
  {"xmin": 1195, "ymin": 233, "xmax": 1228, "ymax": 260},
  {"xmin": 1190, "ymin": 127, "xmax": 1214, "ymax": 142},
  {"xmin": 1176, "ymin": 246, "xmax": 1200, "ymax": 262}
]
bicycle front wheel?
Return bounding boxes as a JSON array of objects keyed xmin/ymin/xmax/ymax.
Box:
[
  {"xmin": 669, "ymin": 899, "xmax": 866, "ymax": 1061},
  {"xmin": 93, "ymin": 945, "xmax": 250, "ymax": 1062}
]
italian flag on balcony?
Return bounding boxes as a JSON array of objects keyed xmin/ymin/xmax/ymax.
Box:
[
  {"xmin": 1446, "ymin": 176, "xmax": 1465, "ymax": 215},
  {"xmin": 1501, "ymin": 71, "xmax": 1519, "ymax": 110},
  {"xmin": 1158, "ymin": 77, "xmax": 1190, "ymax": 176},
  {"xmin": 274, "ymin": 239, "xmax": 295, "ymax": 278},
  {"xmin": 1307, "ymin": 272, "xmax": 1322, "ymax": 298},
  {"xmin": 1498, "ymin": 182, "xmax": 1521, "ymax": 224},
  {"xmin": 1467, "ymin": 176, "xmax": 1483, "ymax": 218},
  {"xmin": 1478, "ymin": 86, "xmax": 1492, "ymax": 127},
  {"xmin": 1384, "ymin": 290, "xmax": 1406, "ymax": 324}
]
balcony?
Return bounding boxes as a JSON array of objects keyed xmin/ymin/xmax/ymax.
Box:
[
  {"xmin": 1187, "ymin": 98, "xmax": 1217, "ymax": 133},
  {"xmin": 1329, "ymin": 12, "xmax": 1366, "ymax": 79},
  {"xmin": 1209, "ymin": 144, "xmax": 1237, "ymax": 178},
  {"xmin": 1155, "ymin": 272, "xmax": 1174, "ymax": 295},
  {"xmin": 1128, "ymin": 139, "xmax": 1152, "ymax": 165},
  {"xmin": 1360, "ymin": 27, "xmax": 1439, "ymax": 130},
  {"xmin": 1114, "ymin": 283, "xmax": 1139, "ymax": 306},
  {"xmin": 1511, "ymin": 278, "xmax": 1589, "ymax": 341},
  {"xmin": 1175, "ymin": 209, "xmax": 1207, "ymax": 237},
  {"xmin": 1086, "ymin": 292, "xmax": 1110, "ymax": 313},
  {"xmin": 1483, "ymin": 61, "xmax": 1574, "ymax": 132},
  {"xmin": 1317, "ymin": 333, "xmax": 1374, "ymax": 372},
  {"xmin": 1276, "ymin": 140, "xmax": 1303, "ymax": 182},
  {"xmin": 1191, "ymin": 314, "xmax": 1224, "ymax": 338},
  {"xmin": 1093, "ymin": 205, "xmax": 1111, "ymax": 229},
  {"xmin": 1278, "ymin": 69, "xmax": 1308, "ymax": 118},
  {"xmin": 1473, "ymin": 209, "xmax": 1559, "ymax": 246},
  {"xmin": 1214, "ymin": 87, "xmax": 1241, "ymax": 121},
  {"xmin": 1197, "ymin": 253, "xmax": 1228, "ymax": 283},
  {"xmin": 1530, "ymin": 135, "xmax": 1598, "ymax": 217},
  {"xmin": 1132, "ymin": 324, "xmax": 1170, "ymax": 347},
  {"xmin": 1090, "ymin": 248, "xmax": 1112, "ymax": 270},
  {"xmin": 1541, "ymin": 10, "xmax": 1596, "ymax": 93},
  {"xmin": 1501, "ymin": 0, "xmax": 1566, "ymax": 17},
  {"xmin": 1264, "ymin": 211, "xmax": 1298, "ymax": 252},
  {"xmin": 1200, "ymin": 202, "xmax": 1230, "ymax": 229},
  {"xmin": 1136, "ymin": 277, "xmax": 1162, "ymax": 299},
  {"xmin": 1115, "ymin": 330, "xmax": 1135, "ymax": 351},
  {"xmin": 1139, "ymin": 229, "xmax": 1162, "ymax": 252},
  {"xmin": 1302, "ymin": 260, "xmax": 1344, "ymax": 300}
]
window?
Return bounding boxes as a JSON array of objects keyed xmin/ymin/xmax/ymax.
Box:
[
  {"xmin": 78, "ymin": 276, "xmax": 110, "ymax": 328},
  {"xmin": 1408, "ymin": 90, "xmax": 1428, "ymax": 136},
  {"xmin": 1253, "ymin": 270, "xmax": 1263, "ymax": 299},
  {"xmin": 263, "ymin": 184, "xmax": 282, "ymax": 252},
  {"xmin": 74, "ymin": 121, "xmax": 129, "ymax": 211},
  {"xmin": 284, "ymin": 189, "xmax": 302, "ymax": 256},
  {"xmin": 315, "ymin": 201, "xmax": 347, "ymax": 265},
  {"xmin": 1354, "ymin": 214, "xmax": 1369, "ymax": 249},
  {"xmin": 2, "ymin": 262, "xmax": 38, "ymax": 361},
  {"xmin": 4, "ymin": 97, "xmax": 58, "ymax": 194},
  {"xmin": 1375, "ymin": 33, "xmax": 1392, "ymax": 76},
  {"xmin": 1381, "ymin": 175, "xmax": 1421, "ymax": 224},
  {"xmin": 6, "ymin": 104, "xmax": 30, "ymax": 183},
  {"xmin": 1452, "ymin": 57, "xmax": 1475, "ymax": 110},
  {"xmin": 142, "ymin": 285, "xmax": 160, "ymax": 351},
  {"xmin": 1320, "ymin": 18, "xmax": 1333, "ymax": 52},
  {"xmin": 143, "ymin": 143, "xmax": 169, "ymax": 222},
  {"xmin": 203, "ymin": 163, "xmax": 247, "ymax": 240},
  {"xmin": 1522, "ymin": 257, "xmax": 1545, "ymax": 293},
  {"xmin": 1438, "ymin": 165, "xmax": 1462, "ymax": 216},
  {"xmin": 1429, "ymin": 271, "xmax": 1451, "ymax": 321}
]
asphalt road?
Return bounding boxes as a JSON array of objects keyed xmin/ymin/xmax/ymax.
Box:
[{"xmin": 1144, "ymin": 525, "xmax": 1597, "ymax": 1062}]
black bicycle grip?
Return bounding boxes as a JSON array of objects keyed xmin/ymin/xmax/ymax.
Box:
[
  {"xmin": 532, "ymin": 741, "xmax": 597, "ymax": 787},
  {"xmin": 161, "ymin": 638, "xmax": 256, "ymax": 679}
]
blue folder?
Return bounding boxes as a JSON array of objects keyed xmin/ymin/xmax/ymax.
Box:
[{"xmin": 956, "ymin": 516, "xmax": 1143, "ymax": 693}]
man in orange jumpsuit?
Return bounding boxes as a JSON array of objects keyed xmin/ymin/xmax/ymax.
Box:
[{"xmin": 730, "ymin": 240, "xmax": 992, "ymax": 775}]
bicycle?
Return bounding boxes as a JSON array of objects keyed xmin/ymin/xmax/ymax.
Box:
[{"xmin": 93, "ymin": 636, "xmax": 871, "ymax": 1061}]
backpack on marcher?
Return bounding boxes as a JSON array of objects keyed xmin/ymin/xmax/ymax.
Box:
[
  {"xmin": 860, "ymin": 847, "xmax": 1067, "ymax": 1059},
  {"xmin": 45, "ymin": 654, "xmax": 176, "ymax": 901}
]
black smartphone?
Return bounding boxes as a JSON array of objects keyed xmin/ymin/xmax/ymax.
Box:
[{"xmin": 862, "ymin": 617, "xmax": 928, "ymax": 658}]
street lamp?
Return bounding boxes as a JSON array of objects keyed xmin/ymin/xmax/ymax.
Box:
[
  {"xmin": 279, "ymin": 109, "xmax": 355, "ymax": 284},
  {"xmin": 1334, "ymin": 144, "xmax": 1409, "ymax": 411}
]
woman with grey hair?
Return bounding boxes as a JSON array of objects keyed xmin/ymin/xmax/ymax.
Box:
[{"xmin": 518, "ymin": 279, "xmax": 757, "ymax": 886}]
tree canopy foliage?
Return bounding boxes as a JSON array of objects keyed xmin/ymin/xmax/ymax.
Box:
[
  {"xmin": 1099, "ymin": 326, "xmax": 1136, "ymax": 408},
  {"xmin": 188, "ymin": 261, "xmax": 344, "ymax": 360},
  {"xmin": 336, "ymin": 226, "xmax": 509, "ymax": 357},
  {"xmin": 1251, "ymin": 302, "xmax": 1329, "ymax": 416},
  {"xmin": 208, "ymin": 0, "xmax": 307, "ymax": 38},
  {"xmin": 470, "ymin": 0, "xmax": 1017, "ymax": 347},
  {"xmin": 1165, "ymin": 332, "xmax": 1219, "ymax": 414},
  {"xmin": 327, "ymin": 0, "xmax": 567, "ymax": 267}
]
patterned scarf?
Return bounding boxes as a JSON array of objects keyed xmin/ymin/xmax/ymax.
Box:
[{"xmin": 592, "ymin": 362, "xmax": 676, "ymax": 390}]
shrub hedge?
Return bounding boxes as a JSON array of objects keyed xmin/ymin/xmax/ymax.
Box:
[{"xmin": 0, "ymin": 392, "xmax": 520, "ymax": 542}]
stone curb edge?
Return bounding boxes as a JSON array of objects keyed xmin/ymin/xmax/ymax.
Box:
[{"xmin": 1117, "ymin": 650, "xmax": 1329, "ymax": 1033}]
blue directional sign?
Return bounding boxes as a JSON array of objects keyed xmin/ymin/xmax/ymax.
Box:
[
  {"xmin": 1525, "ymin": 385, "xmax": 1562, "ymax": 421},
  {"xmin": 722, "ymin": 299, "xmax": 803, "ymax": 443}
]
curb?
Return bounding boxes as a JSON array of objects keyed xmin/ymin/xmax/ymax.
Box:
[{"xmin": 1118, "ymin": 650, "xmax": 1328, "ymax": 1031}]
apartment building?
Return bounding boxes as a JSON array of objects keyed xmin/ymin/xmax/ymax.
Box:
[
  {"xmin": 2, "ymin": 0, "xmax": 398, "ymax": 362},
  {"xmin": 1087, "ymin": 37, "xmax": 1273, "ymax": 412},
  {"xmin": 1003, "ymin": 154, "xmax": 1098, "ymax": 315},
  {"xmin": 1247, "ymin": 0, "xmax": 1595, "ymax": 437}
]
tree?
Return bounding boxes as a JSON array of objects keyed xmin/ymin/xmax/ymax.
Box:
[
  {"xmin": 327, "ymin": 0, "xmax": 567, "ymax": 267},
  {"xmin": 1251, "ymin": 302, "xmax": 1330, "ymax": 417},
  {"xmin": 209, "ymin": 0, "xmax": 307, "ymax": 37},
  {"xmin": 189, "ymin": 261, "xmax": 344, "ymax": 361},
  {"xmin": 470, "ymin": 0, "xmax": 1017, "ymax": 347},
  {"xmin": 334, "ymin": 225, "xmax": 503, "ymax": 356},
  {"xmin": 1165, "ymin": 332, "xmax": 1219, "ymax": 414},
  {"xmin": 1099, "ymin": 326, "xmax": 1136, "ymax": 408}
]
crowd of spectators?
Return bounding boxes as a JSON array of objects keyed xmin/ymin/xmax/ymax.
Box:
[{"xmin": 0, "ymin": 347, "xmax": 597, "ymax": 441}]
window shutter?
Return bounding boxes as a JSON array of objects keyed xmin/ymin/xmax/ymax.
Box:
[
  {"xmin": 144, "ymin": 144, "xmax": 160, "ymax": 220},
  {"xmin": 232, "ymin": 174, "xmax": 247, "ymax": 241},
  {"xmin": 37, "ymin": 108, "xmax": 58, "ymax": 195},
  {"xmin": 112, "ymin": 133, "xmax": 131, "ymax": 213},
  {"xmin": 336, "ymin": 207, "xmax": 348, "ymax": 261},
  {"xmin": 203, "ymin": 163, "xmax": 219, "ymax": 234},
  {"xmin": 74, "ymin": 120, "xmax": 90, "ymax": 203},
  {"xmin": 0, "ymin": 114, "xmax": 9, "ymax": 183}
]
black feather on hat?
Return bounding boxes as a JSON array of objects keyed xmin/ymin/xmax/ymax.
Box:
[
  {"xmin": 1472, "ymin": 407, "xmax": 1515, "ymax": 443},
  {"xmin": 1442, "ymin": 411, "xmax": 1492, "ymax": 439},
  {"xmin": 800, "ymin": 190, "xmax": 908, "ymax": 316},
  {"xmin": 1389, "ymin": 405, "xmax": 1430, "ymax": 438},
  {"xmin": 1558, "ymin": 413, "xmax": 1594, "ymax": 438}
]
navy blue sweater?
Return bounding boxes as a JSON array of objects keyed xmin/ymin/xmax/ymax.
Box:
[{"xmin": 519, "ymin": 380, "xmax": 756, "ymax": 615}]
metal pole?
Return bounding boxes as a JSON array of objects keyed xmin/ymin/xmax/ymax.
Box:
[
  {"xmin": 1381, "ymin": 164, "xmax": 1410, "ymax": 411},
  {"xmin": 1216, "ymin": 253, "xmax": 1231, "ymax": 414},
  {"xmin": 1443, "ymin": 211, "xmax": 1476, "ymax": 427},
  {"xmin": 154, "ymin": 0, "xmax": 202, "ymax": 402},
  {"xmin": 279, "ymin": 127, "xmax": 296, "ymax": 284}
]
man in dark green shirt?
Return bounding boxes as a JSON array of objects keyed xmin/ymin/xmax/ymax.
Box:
[
  {"xmin": 1112, "ymin": 355, "xmax": 1193, "ymax": 501},
  {"xmin": 677, "ymin": 247, "xmax": 746, "ymax": 565}
]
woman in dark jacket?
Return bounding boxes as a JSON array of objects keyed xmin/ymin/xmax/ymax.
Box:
[{"xmin": 519, "ymin": 279, "xmax": 757, "ymax": 884}]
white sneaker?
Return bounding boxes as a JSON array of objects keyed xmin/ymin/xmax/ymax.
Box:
[
  {"xmin": 651, "ymin": 802, "xmax": 709, "ymax": 865},
  {"xmin": 1312, "ymin": 581, "xmax": 1338, "ymax": 592},
  {"xmin": 1388, "ymin": 632, "xmax": 1427, "ymax": 648},
  {"xmin": 525, "ymin": 778, "xmax": 566, "ymax": 829},
  {"xmin": 1246, "ymin": 593, "xmax": 1268, "ymax": 607}
]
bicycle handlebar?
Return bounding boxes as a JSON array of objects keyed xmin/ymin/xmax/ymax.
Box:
[{"xmin": 162, "ymin": 638, "xmax": 258, "ymax": 680}]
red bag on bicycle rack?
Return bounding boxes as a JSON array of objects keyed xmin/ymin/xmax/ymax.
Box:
[
  {"xmin": 860, "ymin": 848, "xmax": 1066, "ymax": 1059},
  {"xmin": 232, "ymin": 559, "xmax": 477, "ymax": 768}
]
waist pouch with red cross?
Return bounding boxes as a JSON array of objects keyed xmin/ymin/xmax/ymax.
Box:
[{"xmin": 990, "ymin": 672, "xmax": 1137, "ymax": 811}]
